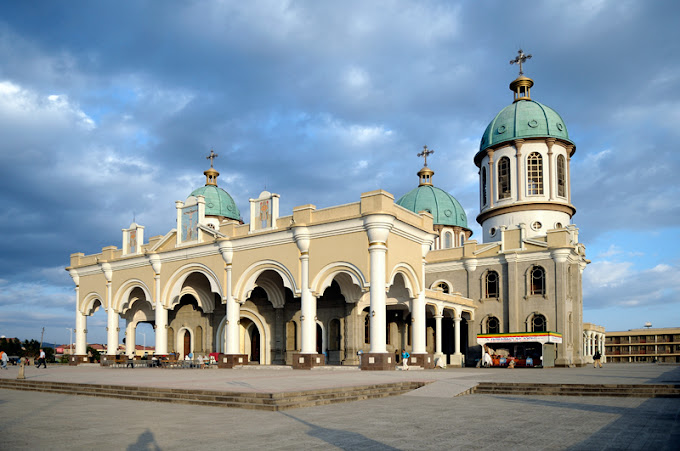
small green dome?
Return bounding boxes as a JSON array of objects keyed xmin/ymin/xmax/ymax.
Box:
[
  {"xmin": 190, "ymin": 185, "xmax": 240, "ymax": 220},
  {"xmin": 478, "ymin": 99, "xmax": 573, "ymax": 156},
  {"xmin": 396, "ymin": 185, "xmax": 468, "ymax": 228}
]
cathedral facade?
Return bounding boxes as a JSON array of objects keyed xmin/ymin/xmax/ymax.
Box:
[{"xmin": 67, "ymin": 63, "xmax": 588, "ymax": 368}]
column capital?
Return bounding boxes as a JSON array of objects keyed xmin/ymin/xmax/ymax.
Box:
[
  {"xmin": 100, "ymin": 263, "xmax": 113, "ymax": 282},
  {"xmin": 148, "ymin": 253, "xmax": 162, "ymax": 275}
]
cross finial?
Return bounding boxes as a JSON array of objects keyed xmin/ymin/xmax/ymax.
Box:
[
  {"xmin": 417, "ymin": 145, "xmax": 434, "ymax": 167},
  {"xmin": 206, "ymin": 149, "xmax": 218, "ymax": 168},
  {"xmin": 510, "ymin": 49, "xmax": 532, "ymax": 76}
]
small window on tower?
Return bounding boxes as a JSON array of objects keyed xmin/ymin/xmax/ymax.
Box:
[
  {"xmin": 557, "ymin": 155, "xmax": 566, "ymax": 198},
  {"xmin": 527, "ymin": 152, "xmax": 543, "ymax": 195},
  {"xmin": 498, "ymin": 157, "xmax": 511, "ymax": 199},
  {"xmin": 482, "ymin": 167, "xmax": 488, "ymax": 205}
]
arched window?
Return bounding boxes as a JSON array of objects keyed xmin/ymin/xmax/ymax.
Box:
[
  {"xmin": 486, "ymin": 316, "xmax": 500, "ymax": 334},
  {"xmin": 485, "ymin": 270, "xmax": 499, "ymax": 298},
  {"xmin": 481, "ymin": 167, "xmax": 487, "ymax": 205},
  {"xmin": 364, "ymin": 315, "xmax": 370, "ymax": 344},
  {"xmin": 532, "ymin": 314, "xmax": 547, "ymax": 332},
  {"xmin": 530, "ymin": 266, "xmax": 545, "ymax": 296},
  {"xmin": 527, "ymin": 152, "xmax": 543, "ymax": 195},
  {"xmin": 444, "ymin": 232, "xmax": 452, "ymax": 249},
  {"xmin": 498, "ymin": 156, "xmax": 511, "ymax": 199},
  {"xmin": 459, "ymin": 232, "xmax": 465, "ymax": 247},
  {"xmin": 557, "ymin": 154, "xmax": 566, "ymax": 197},
  {"xmin": 435, "ymin": 282, "xmax": 450, "ymax": 294}
]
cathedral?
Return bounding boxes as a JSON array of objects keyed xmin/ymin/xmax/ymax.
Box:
[{"xmin": 67, "ymin": 54, "xmax": 589, "ymax": 369}]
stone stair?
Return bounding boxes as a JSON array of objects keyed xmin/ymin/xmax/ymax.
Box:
[
  {"xmin": 0, "ymin": 379, "xmax": 426, "ymax": 411},
  {"xmin": 472, "ymin": 382, "xmax": 680, "ymax": 398}
]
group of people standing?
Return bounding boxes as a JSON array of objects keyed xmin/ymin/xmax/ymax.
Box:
[{"xmin": 0, "ymin": 349, "xmax": 46, "ymax": 369}]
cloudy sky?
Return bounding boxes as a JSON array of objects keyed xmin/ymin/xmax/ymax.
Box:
[{"xmin": 1, "ymin": 1, "xmax": 679, "ymax": 345}]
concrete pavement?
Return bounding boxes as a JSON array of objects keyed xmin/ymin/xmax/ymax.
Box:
[{"xmin": 1, "ymin": 363, "xmax": 679, "ymax": 450}]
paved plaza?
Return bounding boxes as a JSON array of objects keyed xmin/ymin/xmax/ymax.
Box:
[{"xmin": 1, "ymin": 364, "xmax": 679, "ymax": 450}]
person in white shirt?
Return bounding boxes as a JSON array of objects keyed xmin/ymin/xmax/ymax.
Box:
[{"xmin": 37, "ymin": 349, "xmax": 47, "ymax": 368}]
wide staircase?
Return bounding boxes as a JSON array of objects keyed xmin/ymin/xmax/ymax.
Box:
[
  {"xmin": 0, "ymin": 378, "xmax": 426, "ymax": 411},
  {"xmin": 472, "ymin": 382, "xmax": 680, "ymax": 398}
]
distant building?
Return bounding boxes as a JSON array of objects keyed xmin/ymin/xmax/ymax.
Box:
[{"xmin": 605, "ymin": 327, "xmax": 680, "ymax": 363}]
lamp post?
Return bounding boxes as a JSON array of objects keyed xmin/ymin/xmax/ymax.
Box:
[{"xmin": 66, "ymin": 328, "xmax": 73, "ymax": 356}]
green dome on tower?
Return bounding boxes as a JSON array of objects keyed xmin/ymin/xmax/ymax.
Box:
[
  {"xmin": 397, "ymin": 147, "xmax": 469, "ymax": 229},
  {"xmin": 189, "ymin": 150, "xmax": 240, "ymax": 221},
  {"xmin": 397, "ymin": 184, "xmax": 468, "ymax": 228},
  {"xmin": 478, "ymin": 99, "xmax": 573, "ymax": 153},
  {"xmin": 190, "ymin": 185, "xmax": 240, "ymax": 220},
  {"xmin": 476, "ymin": 67, "xmax": 574, "ymax": 164}
]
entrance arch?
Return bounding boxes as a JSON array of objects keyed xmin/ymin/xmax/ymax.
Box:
[{"xmin": 238, "ymin": 309, "xmax": 269, "ymax": 364}]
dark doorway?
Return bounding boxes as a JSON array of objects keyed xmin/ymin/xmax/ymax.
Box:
[
  {"xmin": 316, "ymin": 324, "xmax": 323, "ymax": 354},
  {"xmin": 183, "ymin": 330, "xmax": 191, "ymax": 356},
  {"xmin": 250, "ymin": 326, "xmax": 260, "ymax": 363}
]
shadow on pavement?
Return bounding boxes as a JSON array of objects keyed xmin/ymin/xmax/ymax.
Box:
[
  {"xmin": 127, "ymin": 429, "xmax": 161, "ymax": 451},
  {"xmin": 279, "ymin": 411, "xmax": 399, "ymax": 450},
  {"xmin": 490, "ymin": 395, "xmax": 679, "ymax": 451}
]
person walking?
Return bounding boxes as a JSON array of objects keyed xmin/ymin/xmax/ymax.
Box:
[
  {"xmin": 593, "ymin": 349, "xmax": 602, "ymax": 368},
  {"xmin": 0, "ymin": 350, "xmax": 8, "ymax": 369},
  {"xmin": 401, "ymin": 348, "xmax": 410, "ymax": 371},
  {"xmin": 37, "ymin": 349, "xmax": 47, "ymax": 368}
]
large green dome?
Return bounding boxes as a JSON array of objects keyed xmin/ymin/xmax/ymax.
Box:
[
  {"xmin": 478, "ymin": 99, "xmax": 573, "ymax": 156},
  {"xmin": 190, "ymin": 185, "xmax": 240, "ymax": 220},
  {"xmin": 396, "ymin": 185, "xmax": 468, "ymax": 228}
]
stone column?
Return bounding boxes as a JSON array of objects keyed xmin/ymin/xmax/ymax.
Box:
[
  {"xmin": 75, "ymin": 309, "xmax": 87, "ymax": 356},
  {"xmin": 70, "ymin": 269, "xmax": 88, "ymax": 357},
  {"xmin": 434, "ymin": 314, "xmax": 443, "ymax": 365},
  {"xmin": 273, "ymin": 307, "xmax": 284, "ymax": 364},
  {"xmin": 546, "ymin": 138, "xmax": 556, "ymax": 201},
  {"xmin": 343, "ymin": 302, "xmax": 359, "ymax": 365},
  {"xmin": 450, "ymin": 315, "xmax": 463, "ymax": 367},
  {"xmin": 487, "ymin": 149, "xmax": 495, "ymax": 208},
  {"xmin": 566, "ymin": 145, "xmax": 574, "ymax": 205},
  {"xmin": 292, "ymin": 227, "xmax": 323, "ymax": 369},
  {"xmin": 411, "ymin": 293, "xmax": 426, "ymax": 355},
  {"xmin": 434, "ymin": 315, "xmax": 443, "ymax": 355},
  {"xmin": 552, "ymin": 249, "xmax": 570, "ymax": 366},
  {"xmin": 224, "ymin": 264, "xmax": 240, "ymax": 354},
  {"xmin": 126, "ymin": 322, "xmax": 136, "ymax": 356},
  {"xmin": 360, "ymin": 215, "xmax": 394, "ymax": 369},
  {"xmin": 503, "ymin": 254, "xmax": 520, "ymax": 333},
  {"xmin": 149, "ymin": 255, "xmax": 168, "ymax": 355},
  {"xmin": 217, "ymin": 240, "xmax": 246, "ymax": 367},
  {"xmin": 515, "ymin": 140, "xmax": 525, "ymax": 202}
]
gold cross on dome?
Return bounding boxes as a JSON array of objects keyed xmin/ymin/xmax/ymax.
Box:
[
  {"xmin": 417, "ymin": 145, "xmax": 434, "ymax": 167},
  {"xmin": 510, "ymin": 49, "xmax": 532, "ymax": 76},
  {"xmin": 206, "ymin": 149, "xmax": 219, "ymax": 168}
]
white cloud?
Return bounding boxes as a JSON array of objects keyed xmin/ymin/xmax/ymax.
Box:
[{"xmin": 584, "ymin": 259, "xmax": 680, "ymax": 309}]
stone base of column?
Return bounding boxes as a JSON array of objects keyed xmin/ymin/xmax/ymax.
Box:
[
  {"xmin": 100, "ymin": 355, "xmax": 119, "ymax": 366},
  {"xmin": 572, "ymin": 357, "xmax": 586, "ymax": 367},
  {"xmin": 342, "ymin": 355, "xmax": 360, "ymax": 366},
  {"xmin": 449, "ymin": 354, "xmax": 464, "ymax": 367},
  {"xmin": 291, "ymin": 353, "xmax": 325, "ymax": 369},
  {"xmin": 433, "ymin": 352, "xmax": 446, "ymax": 368},
  {"xmin": 360, "ymin": 352, "xmax": 394, "ymax": 371},
  {"xmin": 554, "ymin": 357, "xmax": 571, "ymax": 367},
  {"xmin": 69, "ymin": 355, "xmax": 89, "ymax": 366},
  {"xmin": 217, "ymin": 354, "xmax": 249, "ymax": 368},
  {"xmin": 410, "ymin": 353, "xmax": 435, "ymax": 369}
]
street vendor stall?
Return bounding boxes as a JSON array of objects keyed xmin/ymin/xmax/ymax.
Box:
[{"xmin": 477, "ymin": 332, "xmax": 563, "ymax": 368}]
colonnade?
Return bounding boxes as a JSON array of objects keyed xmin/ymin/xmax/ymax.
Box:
[{"xmin": 583, "ymin": 331, "xmax": 605, "ymax": 360}]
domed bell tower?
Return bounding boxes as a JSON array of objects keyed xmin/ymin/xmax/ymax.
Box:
[{"xmin": 475, "ymin": 50, "xmax": 576, "ymax": 243}]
